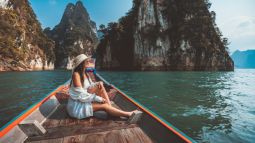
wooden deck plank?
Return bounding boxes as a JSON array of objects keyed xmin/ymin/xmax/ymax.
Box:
[
  {"xmin": 130, "ymin": 127, "xmax": 154, "ymax": 143},
  {"xmin": 27, "ymin": 141, "xmax": 41, "ymax": 143},
  {"xmin": 62, "ymin": 135, "xmax": 83, "ymax": 143},
  {"xmin": 27, "ymin": 127, "xmax": 153, "ymax": 143},
  {"xmin": 27, "ymin": 120, "xmax": 137, "ymax": 142},
  {"xmin": 29, "ymin": 138, "xmax": 63, "ymax": 143},
  {"xmin": 27, "ymin": 123, "xmax": 137, "ymax": 141},
  {"xmin": 104, "ymin": 129, "xmax": 126, "ymax": 143}
]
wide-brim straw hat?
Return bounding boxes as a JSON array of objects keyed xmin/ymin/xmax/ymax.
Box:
[{"xmin": 71, "ymin": 54, "xmax": 90, "ymax": 74}]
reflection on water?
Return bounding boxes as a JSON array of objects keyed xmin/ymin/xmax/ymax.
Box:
[
  {"xmin": 0, "ymin": 70, "xmax": 70, "ymax": 128},
  {"xmin": 99, "ymin": 69, "xmax": 255, "ymax": 143}
]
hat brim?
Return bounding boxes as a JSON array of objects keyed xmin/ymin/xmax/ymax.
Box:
[{"xmin": 71, "ymin": 57, "xmax": 92, "ymax": 73}]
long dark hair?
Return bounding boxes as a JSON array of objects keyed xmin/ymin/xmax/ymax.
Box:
[{"xmin": 70, "ymin": 61, "xmax": 85, "ymax": 87}]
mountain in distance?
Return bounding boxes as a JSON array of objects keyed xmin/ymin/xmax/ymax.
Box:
[
  {"xmin": 44, "ymin": 1, "xmax": 98, "ymax": 69},
  {"xmin": 231, "ymin": 50, "xmax": 255, "ymax": 69}
]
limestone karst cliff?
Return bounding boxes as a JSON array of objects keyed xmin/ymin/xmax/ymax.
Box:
[
  {"xmin": 96, "ymin": 0, "xmax": 234, "ymax": 71},
  {"xmin": 45, "ymin": 1, "xmax": 98, "ymax": 69},
  {"xmin": 0, "ymin": 0, "xmax": 55, "ymax": 71}
]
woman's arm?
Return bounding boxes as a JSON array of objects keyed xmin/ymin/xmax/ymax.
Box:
[{"xmin": 73, "ymin": 72, "xmax": 82, "ymax": 88}]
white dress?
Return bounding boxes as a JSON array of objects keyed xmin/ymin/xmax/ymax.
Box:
[{"xmin": 67, "ymin": 77, "xmax": 102, "ymax": 119}]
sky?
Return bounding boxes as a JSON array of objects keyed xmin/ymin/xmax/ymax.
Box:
[
  {"xmin": 210, "ymin": 0, "xmax": 255, "ymax": 53},
  {"xmin": 30, "ymin": 0, "xmax": 132, "ymax": 29},
  {"xmin": 30, "ymin": 0, "xmax": 255, "ymax": 53}
]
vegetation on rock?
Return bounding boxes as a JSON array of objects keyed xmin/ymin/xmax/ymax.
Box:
[
  {"xmin": 45, "ymin": 1, "xmax": 98, "ymax": 69},
  {"xmin": 0, "ymin": 0, "xmax": 55, "ymax": 71}
]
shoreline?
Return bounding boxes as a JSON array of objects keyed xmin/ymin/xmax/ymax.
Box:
[{"xmin": 0, "ymin": 69, "xmax": 71, "ymax": 73}]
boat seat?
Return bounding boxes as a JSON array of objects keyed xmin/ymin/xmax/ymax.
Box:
[{"xmin": 19, "ymin": 120, "xmax": 46, "ymax": 137}]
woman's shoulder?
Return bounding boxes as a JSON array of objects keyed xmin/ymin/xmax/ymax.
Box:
[
  {"xmin": 73, "ymin": 72, "xmax": 88, "ymax": 79},
  {"xmin": 72, "ymin": 72, "xmax": 84, "ymax": 87},
  {"xmin": 72, "ymin": 72, "xmax": 88, "ymax": 80},
  {"xmin": 73, "ymin": 72, "xmax": 80, "ymax": 78}
]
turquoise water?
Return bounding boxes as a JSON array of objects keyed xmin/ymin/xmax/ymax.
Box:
[
  {"xmin": 0, "ymin": 69, "xmax": 254, "ymax": 143},
  {"xmin": 98, "ymin": 69, "xmax": 255, "ymax": 143},
  {"xmin": 0, "ymin": 70, "xmax": 71, "ymax": 129}
]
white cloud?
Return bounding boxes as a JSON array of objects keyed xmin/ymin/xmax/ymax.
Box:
[
  {"xmin": 210, "ymin": 0, "xmax": 255, "ymax": 52},
  {"xmin": 219, "ymin": 16, "xmax": 255, "ymax": 39},
  {"xmin": 216, "ymin": 16, "xmax": 255, "ymax": 52}
]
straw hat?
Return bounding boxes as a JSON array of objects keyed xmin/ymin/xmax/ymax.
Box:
[{"xmin": 72, "ymin": 54, "xmax": 90, "ymax": 73}]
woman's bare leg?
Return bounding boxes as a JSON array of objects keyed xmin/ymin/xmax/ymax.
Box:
[
  {"xmin": 88, "ymin": 82, "xmax": 112, "ymax": 106},
  {"xmin": 98, "ymin": 82, "xmax": 111, "ymax": 106},
  {"xmin": 91, "ymin": 82, "xmax": 111, "ymax": 106},
  {"xmin": 92, "ymin": 103, "xmax": 132, "ymax": 117}
]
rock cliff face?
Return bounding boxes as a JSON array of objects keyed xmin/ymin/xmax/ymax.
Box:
[
  {"xmin": 96, "ymin": 0, "xmax": 234, "ymax": 71},
  {"xmin": 0, "ymin": 0, "xmax": 55, "ymax": 71},
  {"xmin": 45, "ymin": 1, "xmax": 98, "ymax": 69}
]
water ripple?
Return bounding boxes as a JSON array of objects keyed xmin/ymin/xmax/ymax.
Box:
[
  {"xmin": 99, "ymin": 69, "xmax": 255, "ymax": 143},
  {"xmin": 0, "ymin": 70, "xmax": 70, "ymax": 128}
]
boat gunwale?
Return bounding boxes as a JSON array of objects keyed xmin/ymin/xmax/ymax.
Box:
[{"xmin": 0, "ymin": 80, "xmax": 70, "ymax": 137}]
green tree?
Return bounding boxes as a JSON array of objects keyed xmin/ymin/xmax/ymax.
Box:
[{"xmin": 99, "ymin": 24, "xmax": 105, "ymax": 31}]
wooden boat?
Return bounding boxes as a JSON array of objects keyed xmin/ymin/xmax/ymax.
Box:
[{"xmin": 0, "ymin": 73, "xmax": 196, "ymax": 143}]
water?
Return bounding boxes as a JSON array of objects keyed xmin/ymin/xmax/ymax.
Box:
[
  {"xmin": 0, "ymin": 69, "xmax": 254, "ymax": 143},
  {"xmin": 98, "ymin": 69, "xmax": 255, "ymax": 143},
  {"xmin": 0, "ymin": 70, "xmax": 71, "ymax": 128}
]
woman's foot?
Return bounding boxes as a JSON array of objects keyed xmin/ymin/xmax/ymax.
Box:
[
  {"xmin": 127, "ymin": 112, "xmax": 133, "ymax": 117},
  {"xmin": 128, "ymin": 110, "xmax": 143, "ymax": 123},
  {"xmin": 126, "ymin": 110, "xmax": 138, "ymax": 117}
]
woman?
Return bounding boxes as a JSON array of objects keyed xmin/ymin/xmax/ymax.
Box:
[{"xmin": 67, "ymin": 54, "xmax": 139, "ymax": 120}]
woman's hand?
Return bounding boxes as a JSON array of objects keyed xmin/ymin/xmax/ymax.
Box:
[
  {"xmin": 87, "ymin": 87, "xmax": 93, "ymax": 93},
  {"xmin": 96, "ymin": 84, "xmax": 101, "ymax": 90},
  {"xmin": 97, "ymin": 81, "xmax": 104, "ymax": 90},
  {"xmin": 101, "ymin": 98, "xmax": 106, "ymax": 103}
]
